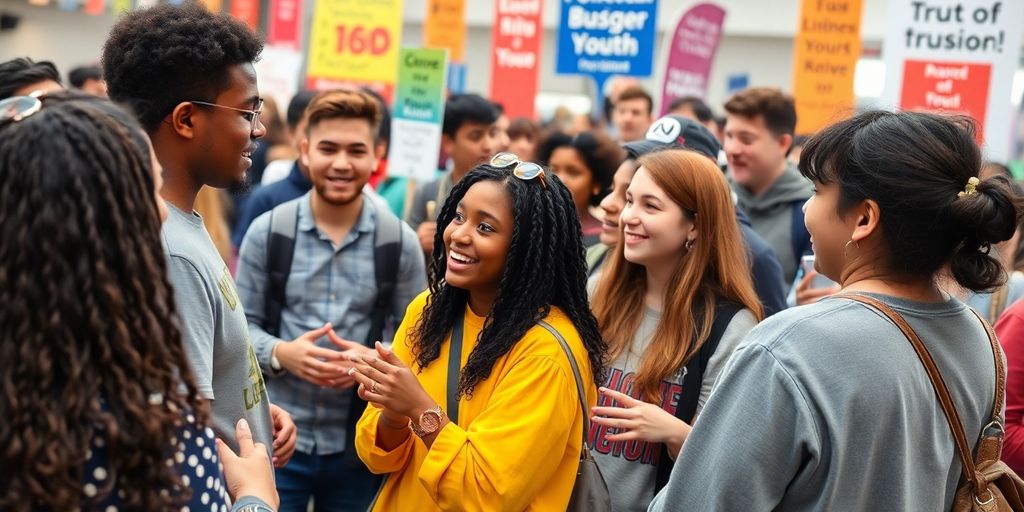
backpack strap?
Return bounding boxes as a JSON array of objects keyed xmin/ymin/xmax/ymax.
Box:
[
  {"xmin": 367, "ymin": 206, "xmax": 403, "ymax": 345},
  {"xmin": 791, "ymin": 201, "xmax": 812, "ymax": 268},
  {"xmin": 654, "ymin": 301, "xmax": 743, "ymax": 493},
  {"xmin": 537, "ymin": 320, "xmax": 590, "ymax": 457},
  {"xmin": 836, "ymin": 293, "xmax": 1004, "ymax": 504},
  {"xmin": 263, "ymin": 199, "xmax": 300, "ymax": 337}
]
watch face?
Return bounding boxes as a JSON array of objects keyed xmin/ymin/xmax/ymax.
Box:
[{"xmin": 419, "ymin": 409, "xmax": 442, "ymax": 434}]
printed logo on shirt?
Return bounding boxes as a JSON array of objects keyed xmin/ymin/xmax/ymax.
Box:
[
  {"xmin": 217, "ymin": 266, "xmax": 239, "ymax": 311},
  {"xmin": 590, "ymin": 367, "xmax": 684, "ymax": 466},
  {"xmin": 243, "ymin": 344, "xmax": 267, "ymax": 410}
]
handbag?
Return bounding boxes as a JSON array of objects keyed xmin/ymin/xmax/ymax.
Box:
[
  {"xmin": 840, "ymin": 293, "xmax": 1024, "ymax": 512},
  {"xmin": 537, "ymin": 320, "xmax": 613, "ymax": 512}
]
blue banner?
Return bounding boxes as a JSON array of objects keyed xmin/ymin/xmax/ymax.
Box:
[{"xmin": 555, "ymin": 0, "xmax": 659, "ymax": 81}]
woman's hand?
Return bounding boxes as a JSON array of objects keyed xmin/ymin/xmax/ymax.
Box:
[
  {"xmin": 591, "ymin": 387, "xmax": 692, "ymax": 459},
  {"xmin": 795, "ymin": 271, "xmax": 841, "ymax": 306},
  {"xmin": 215, "ymin": 419, "xmax": 279, "ymax": 510},
  {"xmin": 349, "ymin": 342, "xmax": 437, "ymax": 421}
]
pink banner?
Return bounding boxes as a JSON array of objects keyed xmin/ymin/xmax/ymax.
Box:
[
  {"xmin": 268, "ymin": 0, "xmax": 303, "ymax": 50},
  {"xmin": 659, "ymin": 3, "xmax": 726, "ymax": 116}
]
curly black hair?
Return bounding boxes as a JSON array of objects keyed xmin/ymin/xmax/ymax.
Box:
[
  {"xmin": 536, "ymin": 130, "xmax": 624, "ymax": 206},
  {"xmin": 101, "ymin": 1, "xmax": 263, "ymax": 131},
  {"xmin": 0, "ymin": 92, "xmax": 206, "ymax": 510},
  {"xmin": 411, "ymin": 164, "xmax": 608, "ymax": 397},
  {"xmin": 0, "ymin": 57, "xmax": 61, "ymax": 100}
]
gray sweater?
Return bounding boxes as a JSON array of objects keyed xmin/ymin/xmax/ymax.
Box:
[{"xmin": 650, "ymin": 293, "xmax": 998, "ymax": 511}]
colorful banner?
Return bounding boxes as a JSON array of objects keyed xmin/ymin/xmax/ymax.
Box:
[
  {"xmin": 556, "ymin": 0, "xmax": 658, "ymax": 113},
  {"xmin": 268, "ymin": 0, "xmax": 303, "ymax": 49},
  {"xmin": 791, "ymin": 0, "xmax": 863, "ymax": 134},
  {"xmin": 490, "ymin": 0, "xmax": 543, "ymax": 118},
  {"xmin": 881, "ymin": 0, "xmax": 1024, "ymax": 161},
  {"xmin": 112, "ymin": 0, "xmax": 131, "ymax": 12},
  {"xmin": 424, "ymin": 0, "xmax": 466, "ymax": 62},
  {"xmin": 255, "ymin": 46, "xmax": 303, "ymax": 118},
  {"xmin": 198, "ymin": 0, "xmax": 221, "ymax": 13},
  {"xmin": 84, "ymin": 0, "xmax": 105, "ymax": 14},
  {"xmin": 231, "ymin": 0, "xmax": 259, "ymax": 29},
  {"xmin": 307, "ymin": 0, "xmax": 404, "ymax": 87},
  {"xmin": 389, "ymin": 48, "xmax": 449, "ymax": 182},
  {"xmin": 657, "ymin": 3, "xmax": 726, "ymax": 116}
]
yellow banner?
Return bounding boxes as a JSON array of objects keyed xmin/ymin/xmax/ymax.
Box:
[
  {"xmin": 424, "ymin": 0, "xmax": 466, "ymax": 62},
  {"xmin": 791, "ymin": 0, "xmax": 863, "ymax": 134},
  {"xmin": 200, "ymin": 0, "xmax": 222, "ymax": 13},
  {"xmin": 307, "ymin": 0, "xmax": 405, "ymax": 84},
  {"xmin": 112, "ymin": 0, "xmax": 131, "ymax": 13}
]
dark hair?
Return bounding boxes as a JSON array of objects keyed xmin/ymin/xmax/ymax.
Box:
[
  {"xmin": 616, "ymin": 85, "xmax": 653, "ymax": 115},
  {"xmin": 443, "ymin": 93, "xmax": 498, "ymax": 138},
  {"xmin": 668, "ymin": 96, "xmax": 713, "ymax": 123},
  {"xmin": 101, "ymin": 2, "xmax": 263, "ymax": 131},
  {"xmin": 0, "ymin": 57, "xmax": 61, "ymax": 100},
  {"xmin": 724, "ymin": 87, "xmax": 796, "ymax": 138},
  {"xmin": 359, "ymin": 86, "xmax": 392, "ymax": 144},
  {"xmin": 285, "ymin": 90, "xmax": 317, "ymax": 130},
  {"xmin": 537, "ymin": 131, "xmax": 624, "ymax": 206},
  {"xmin": 799, "ymin": 110, "xmax": 1023, "ymax": 292},
  {"xmin": 68, "ymin": 65, "xmax": 103, "ymax": 88},
  {"xmin": 507, "ymin": 117, "xmax": 539, "ymax": 141},
  {"xmin": 411, "ymin": 165, "xmax": 608, "ymax": 396},
  {"xmin": 0, "ymin": 92, "xmax": 205, "ymax": 510},
  {"xmin": 492, "ymin": 101, "xmax": 505, "ymax": 115},
  {"xmin": 305, "ymin": 89, "xmax": 381, "ymax": 138}
]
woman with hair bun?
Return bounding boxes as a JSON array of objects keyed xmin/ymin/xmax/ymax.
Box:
[{"xmin": 651, "ymin": 110, "xmax": 1023, "ymax": 511}]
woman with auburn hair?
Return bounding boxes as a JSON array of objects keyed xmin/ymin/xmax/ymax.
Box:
[{"xmin": 589, "ymin": 149, "xmax": 762, "ymax": 512}]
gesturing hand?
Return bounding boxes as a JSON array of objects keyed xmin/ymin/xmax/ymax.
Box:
[
  {"xmin": 268, "ymin": 403, "xmax": 297, "ymax": 468},
  {"xmin": 275, "ymin": 323, "xmax": 349, "ymax": 387},
  {"xmin": 216, "ymin": 419, "xmax": 279, "ymax": 510},
  {"xmin": 591, "ymin": 387, "xmax": 692, "ymax": 459},
  {"xmin": 348, "ymin": 342, "xmax": 435, "ymax": 420},
  {"xmin": 324, "ymin": 330, "xmax": 377, "ymax": 390}
]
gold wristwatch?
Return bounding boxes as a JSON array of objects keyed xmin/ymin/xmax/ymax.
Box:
[{"xmin": 410, "ymin": 406, "xmax": 444, "ymax": 438}]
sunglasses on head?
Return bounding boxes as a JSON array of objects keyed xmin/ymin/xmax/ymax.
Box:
[
  {"xmin": 0, "ymin": 95, "xmax": 43, "ymax": 129},
  {"xmin": 491, "ymin": 152, "xmax": 547, "ymax": 189}
]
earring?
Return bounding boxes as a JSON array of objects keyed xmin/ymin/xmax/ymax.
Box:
[
  {"xmin": 685, "ymin": 239, "xmax": 695, "ymax": 251},
  {"xmin": 844, "ymin": 239, "xmax": 860, "ymax": 261}
]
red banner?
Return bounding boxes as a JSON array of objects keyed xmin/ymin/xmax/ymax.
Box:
[
  {"xmin": 268, "ymin": 0, "xmax": 303, "ymax": 50},
  {"xmin": 900, "ymin": 59, "xmax": 991, "ymax": 144},
  {"xmin": 489, "ymin": 0, "xmax": 543, "ymax": 119},
  {"xmin": 84, "ymin": 0, "xmax": 105, "ymax": 15},
  {"xmin": 231, "ymin": 0, "xmax": 259, "ymax": 30}
]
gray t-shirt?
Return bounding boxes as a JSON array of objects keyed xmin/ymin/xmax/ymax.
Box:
[
  {"xmin": 593, "ymin": 307, "xmax": 756, "ymax": 512},
  {"xmin": 163, "ymin": 205, "xmax": 274, "ymax": 453},
  {"xmin": 649, "ymin": 293, "xmax": 999, "ymax": 512}
]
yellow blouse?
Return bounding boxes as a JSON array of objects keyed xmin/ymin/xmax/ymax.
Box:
[{"xmin": 355, "ymin": 291, "xmax": 597, "ymax": 511}]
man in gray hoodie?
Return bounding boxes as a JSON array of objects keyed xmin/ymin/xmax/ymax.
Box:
[{"xmin": 723, "ymin": 87, "xmax": 813, "ymax": 283}]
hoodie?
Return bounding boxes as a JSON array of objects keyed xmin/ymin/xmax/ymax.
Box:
[{"xmin": 733, "ymin": 163, "xmax": 814, "ymax": 283}]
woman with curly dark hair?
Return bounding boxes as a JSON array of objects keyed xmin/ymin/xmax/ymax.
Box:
[
  {"xmin": 350, "ymin": 159, "xmax": 608, "ymax": 510},
  {"xmin": 537, "ymin": 131, "xmax": 625, "ymax": 247},
  {"xmin": 0, "ymin": 92, "xmax": 276, "ymax": 511}
]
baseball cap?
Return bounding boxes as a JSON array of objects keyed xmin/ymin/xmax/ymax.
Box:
[{"xmin": 623, "ymin": 115, "xmax": 721, "ymax": 160}]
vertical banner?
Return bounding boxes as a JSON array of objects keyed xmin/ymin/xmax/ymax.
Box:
[
  {"xmin": 389, "ymin": 48, "xmax": 449, "ymax": 182},
  {"xmin": 424, "ymin": 0, "xmax": 467, "ymax": 95},
  {"xmin": 881, "ymin": 0, "xmax": 1024, "ymax": 160},
  {"xmin": 490, "ymin": 0, "xmax": 544, "ymax": 118},
  {"xmin": 231, "ymin": 0, "xmax": 259, "ymax": 29},
  {"xmin": 255, "ymin": 46, "xmax": 303, "ymax": 117},
  {"xmin": 307, "ymin": 0, "xmax": 405, "ymax": 93},
  {"xmin": 657, "ymin": 3, "xmax": 726, "ymax": 116},
  {"xmin": 84, "ymin": 0, "xmax": 105, "ymax": 14},
  {"xmin": 199, "ymin": 0, "xmax": 222, "ymax": 13},
  {"xmin": 556, "ymin": 0, "xmax": 658, "ymax": 115},
  {"xmin": 791, "ymin": 0, "xmax": 863, "ymax": 134},
  {"xmin": 268, "ymin": 0, "xmax": 303, "ymax": 50}
]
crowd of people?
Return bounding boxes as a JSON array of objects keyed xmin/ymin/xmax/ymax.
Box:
[{"xmin": 3, "ymin": 2, "xmax": 1024, "ymax": 511}]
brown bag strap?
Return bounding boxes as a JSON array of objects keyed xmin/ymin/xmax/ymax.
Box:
[{"xmin": 835, "ymin": 293, "xmax": 1002, "ymax": 498}]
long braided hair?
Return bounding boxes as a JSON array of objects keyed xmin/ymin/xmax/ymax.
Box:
[
  {"xmin": 411, "ymin": 164, "xmax": 607, "ymax": 397},
  {"xmin": 0, "ymin": 92, "xmax": 205, "ymax": 510}
]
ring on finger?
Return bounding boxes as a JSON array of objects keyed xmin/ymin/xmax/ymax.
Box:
[{"xmin": 371, "ymin": 381, "xmax": 379, "ymax": 394}]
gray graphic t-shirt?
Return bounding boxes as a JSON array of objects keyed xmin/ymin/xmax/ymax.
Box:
[{"xmin": 163, "ymin": 205, "xmax": 273, "ymax": 453}]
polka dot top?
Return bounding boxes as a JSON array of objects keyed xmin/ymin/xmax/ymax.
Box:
[{"xmin": 83, "ymin": 413, "xmax": 231, "ymax": 511}]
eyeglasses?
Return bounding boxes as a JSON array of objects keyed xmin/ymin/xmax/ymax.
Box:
[
  {"xmin": 491, "ymin": 152, "xmax": 547, "ymax": 188},
  {"xmin": 190, "ymin": 97, "xmax": 264, "ymax": 134},
  {"xmin": 0, "ymin": 96, "xmax": 43, "ymax": 129}
]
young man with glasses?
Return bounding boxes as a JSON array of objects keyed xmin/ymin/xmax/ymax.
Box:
[
  {"xmin": 102, "ymin": 2, "xmax": 297, "ymax": 465},
  {"xmin": 235, "ymin": 90, "xmax": 426, "ymax": 511}
]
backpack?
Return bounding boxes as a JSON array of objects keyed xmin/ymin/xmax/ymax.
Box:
[{"xmin": 261, "ymin": 197, "xmax": 403, "ymax": 467}]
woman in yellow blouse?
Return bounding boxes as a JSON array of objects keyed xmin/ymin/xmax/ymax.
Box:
[{"xmin": 349, "ymin": 159, "xmax": 608, "ymax": 511}]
